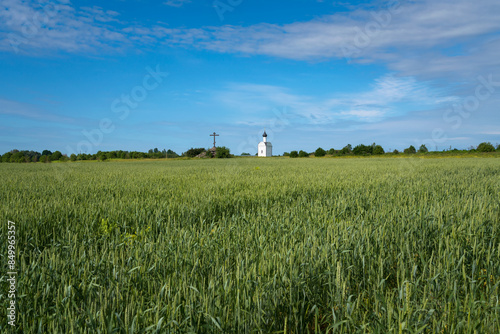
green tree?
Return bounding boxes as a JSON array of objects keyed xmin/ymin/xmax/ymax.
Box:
[
  {"xmin": 42, "ymin": 150, "xmax": 52, "ymax": 156},
  {"xmin": 418, "ymin": 144, "xmax": 429, "ymax": 153},
  {"xmin": 26, "ymin": 150, "xmax": 41, "ymax": 162},
  {"xmin": 2, "ymin": 152, "xmax": 12, "ymax": 163},
  {"xmin": 353, "ymin": 144, "xmax": 373, "ymax": 156},
  {"xmin": 393, "ymin": 149, "xmax": 399, "ymax": 154},
  {"xmin": 340, "ymin": 144, "xmax": 352, "ymax": 155},
  {"xmin": 373, "ymin": 145, "xmax": 385, "ymax": 155},
  {"xmin": 70, "ymin": 154, "xmax": 77, "ymax": 161},
  {"xmin": 166, "ymin": 149, "xmax": 179, "ymax": 158},
  {"xmin": 106, "ymin": 151, "xmax": 117, "ymax": 159},
  {"xmin": 476, "ymin": 142, "xmax": 495, "ymax": 152},
  {"xmin": 298, "ymin": 150, "xmax": 309, "ymax": 158},
  {"xmin": 314, "ymin": 147, "xmax": 326, "ymax": 157},
  {"xmin": 10, "ymin": 151, "xmax": 26, "ymax": 163},
  {"xmin": 327, "ymin": 148, "xmax": 335, "ymax": 155},
  {"xmin": 215, "ymin": 146, "xmax": 231, "ymax": 158},
  {"xmin": 77, "ymin": 153, "xmax": 87, "ymax": 161},
  {"xmin": 404, "ymin": 145, "xmax": 416, "ymax": 154},
  {"xmin": 51, "ymin": 151, "xmax": 62, "ymax": 161},
  {"xmin": 289, "ymin": 151, "xmax": 298, "ymax": 158},
  {"xmin": 241, "ymin": 152, "xmax": 251, "ymax": 156}
]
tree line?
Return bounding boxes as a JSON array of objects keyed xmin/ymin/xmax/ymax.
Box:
[
  {"xmin": 0, "ymin": 148, "xmax": 179, "ymax": 163},
  {"xmin": 1, "ymin": 142, "xmax": 497, "ymax": 163},
  {"xmin": 283, "ymin": 142, "xmax": 499, "ymax": 157},
  {"xmin": 0, "ymin": 146, "xmax": 233, "ymax": 163}
]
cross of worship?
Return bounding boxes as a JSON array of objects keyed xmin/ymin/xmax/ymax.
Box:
[{"xmin": 210, "ymin": 132, "xmax": 219, "ymax": 148}]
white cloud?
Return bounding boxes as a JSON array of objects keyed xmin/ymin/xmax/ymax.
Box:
[
  {"xmin": 150, "ymin": 0, "xmax": 500, "ymax": 84},
  {"xmin": 2, "ymin": 0, "xmax": 499, "ymax": 83},
  {"xmin": 0, "ymin": 98, "xmax": 77, "ymax": 124},
  {"xmin": 163, "ymin": 0, "xmax": 191, "ymax": 7},
  {"xmin": 157, "ymin": 0, "xmax": 500, "ymax": 59},
  {"xmin": 215, "ymin": 74, "xmax": 450, "ymax": 124},
  {"xmin": 0, "ymin": 0, "xmax": 129, "ymax": 53}
]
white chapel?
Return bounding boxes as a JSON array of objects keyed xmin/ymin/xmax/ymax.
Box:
[{"xmin": 258, "ymin": 131, "xmax": 272, "ymax": 157}]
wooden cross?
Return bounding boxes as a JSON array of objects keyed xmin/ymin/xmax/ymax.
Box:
[{"xmin": 210, "ymin": 132, "xmax": 219, "ymax": 147}]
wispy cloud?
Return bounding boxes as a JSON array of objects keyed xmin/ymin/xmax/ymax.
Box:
[
  {"xmin": 163, "ymin": 0, "xmax": 191, "ymax": 8},
  {"xmin": 0, "ymin": 98, "xmax": 88, "ymax": 125},
  {"xmin": 216, "ymin": 75, "xmax": 451, "ymax": 124},
  {"xmin": 159, "ymin": 2, "xmax": 498, "ymax": 52},
  {"xmin": 3, "ymin": 0, "xmax": 499, "ymax": 83},
  {"xmin": 0, "ymin": 0, "xmax": 129, "ymax": 53},
  {"xmin": 145, "ymin": 0, "xmax": 500, "ymax": 96}
]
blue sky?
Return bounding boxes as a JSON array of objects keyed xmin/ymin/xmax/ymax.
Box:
[{"xmin": 1, "ymin": 0, "xmax": 499, "ymax": 155}]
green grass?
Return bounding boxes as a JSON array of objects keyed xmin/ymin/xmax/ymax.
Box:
[{"xmin": 1, "ymin": 157, "xmax": 499, "ymax": 333}]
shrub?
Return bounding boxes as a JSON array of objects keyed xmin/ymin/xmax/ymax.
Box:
[
  {"xmin": 184, "ymin": 148, "xmax": 206, "ymax": 158},
  {"xmin": 215, "ymin": 146, "xmax": 231, "ymax": 158},
  {"xmin": 298, "ymin": 150, "xmax": 309, "ymax": 158},
  {"xmin": 289, "ymin": 151, "xmax": 299, "ymax": 158}
]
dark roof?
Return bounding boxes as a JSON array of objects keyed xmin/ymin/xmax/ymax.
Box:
[{"xmin": 262, "ymin": 131, "xmax": 267, "ymax": 137}]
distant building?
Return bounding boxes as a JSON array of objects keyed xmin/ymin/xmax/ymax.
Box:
[{"xmin": 258, "ymin": 131, "xmax": 272, "ymax": 157}]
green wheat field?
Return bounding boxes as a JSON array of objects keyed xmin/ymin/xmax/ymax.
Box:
[{"xmin": 1, "ymin": 157, "xmax": 499, "ymax": 333}]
